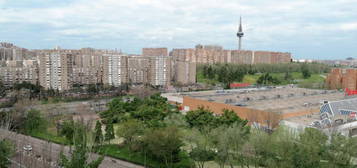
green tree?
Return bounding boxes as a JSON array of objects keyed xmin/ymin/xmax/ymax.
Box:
[
  {"xmin": 190, "ymin": 147, "xmax": 215, "ymax": 168},
  {"xmin": 301, "ymin": 64, "xmax": 311, "ymax": 79},
  {"xmin": 284, "ymin": 71, "xmax": 293, "ymax": 81},
  {"xmin": 218, "ymin": 109, "xmax": 248, "ymax": 127},
  {"xmin": 211, "ymin": 123, "xmax": 250, "ymax": 168},
  {"xmin": 93, "ymin": 121, "xmax": 103, "ymax": 146},
  {"xmin": 59, "ymin": 123, "xmax": 104, "ymax": 168},
  {"xmin": 116, "ymin": 119, "xmax": 144, "ymax": 150},
  {"xmin": 185, "ymin": 107, "xmax": 216, "ymax": 131},
  {"xmin": 104, "ymin": 122, "xmax": 115, "ymax": 143},
  {"xmin": 207, "ymin": 66, "xmax": 215, "ymax": 79},
  {"xmin": 23, "ymin": 109, "xmax": 46, "ymax": 134},
  {"xmin": 295, "ymin": 128, "xmax": 328, "ymax": 168},
  {"xmin": 257, "ymin": 73, "xmax": 280, "ymax": 85},
  {"xmin": 142, "ymin": 126, "xmax": 184, "ymax": 168},
  {"xmin": 186, "ymin": 129, "xmax": 215, "ymax": 168},
  {"xmin": 60, "ymin": 120, "xmax": 75, "ymax": 144},
  {"xmin": 326, "ymin": 133, "xmax": 357, "ymax": 167},
  {"xmin": 0, "ymin": 140, "xmax": 13, "ymax": 168}
]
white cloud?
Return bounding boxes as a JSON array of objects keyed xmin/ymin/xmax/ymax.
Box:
[
  {"xmin": 340, "ymin": 22, "xmax": 357, "ymax": 30},
  {"xmin": 0, "ymin": 0, "xmax": 356, "ymax": 54}
]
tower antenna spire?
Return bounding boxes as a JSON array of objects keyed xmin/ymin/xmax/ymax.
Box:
[{"xmin": 237, "ymin": 16, "xmax": 244, "ymax": 50}]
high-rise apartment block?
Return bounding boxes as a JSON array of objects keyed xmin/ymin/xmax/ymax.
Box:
[
  {"xmin": 172, "ymin": 61, "xmax": 196, "ymax": 85},
  {"xmin": 128, "ymin": 55, "xmax": 150, "ymax": 84},
  {"xmin": 103, "ymin": 53, "xmax": 128, "ymax": 87},
  {"xmin": 0, "ymin": 42, "xmax": 34, "ymax": 61},
  {"xmin": 38, "ymin": 51, "xmax": 73, "ymax": 91},
  {"xmin": 148, "ymin": 56, "xmax": 171, "ymax": 86},
  {"xmin": 72, "ymin": 48, "xmax": 105, "ymax": 85},
  {"xmin": 170, "ymin": 45, "xmax": 291, "ymax": 64},
  {"xmin": 0, "ymin": 60, "xmax": 38, "ymax": 86}
]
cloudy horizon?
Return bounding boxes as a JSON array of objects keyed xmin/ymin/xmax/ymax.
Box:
[{"xmin": 0, "ymin": 0, "xmax": 356, "ymax": 59}]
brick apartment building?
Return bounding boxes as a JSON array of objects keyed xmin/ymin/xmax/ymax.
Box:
[
  {"xmin": 170, "ymin": 44, "xmax": 291, "ymax": 64},
  {"xmin": 326, "ymin": 68, "xmax": 357, "ymax": 90}
]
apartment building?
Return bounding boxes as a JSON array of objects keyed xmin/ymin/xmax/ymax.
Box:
[
  {"xmin": 38, "ymin": 51, "xmax": 73, "ymax": 91},
  {"xmin": 171, "ymin": 45, "xmax": 291, "ymax": 65},
  {"xmin": 172, "ymin": 61, "xmax": 196, "ymax": 85},
  {"xmin": 72, "ymin": 48, "xmax": 105, "ymax": 85},
  {"xmin": 127, "ymin": 55, "xmax": 150, "ymax": 84},
  {"xmin": 0, "ymin": 60, "xmax": 38, "ymax": 86},
  {"xmin": 103, "ymin": 53, "xmax": 128, "ymax": 87},
  {"xmin": 0, "ymin": 43, "xmax": 197, "ymax": 90},
  {"xmin": 0, "ymin": 42, "xmax": 35, "ymax": 61},
  {"xmin": 148, "ymin": 56, "xmax": 171, "ymax": 86}
]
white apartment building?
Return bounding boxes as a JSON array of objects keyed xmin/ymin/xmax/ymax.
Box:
[
  {"xmin": 38, "ymin": 51, "xmax": 73, "ymax": 91},
  {"xmin": 149, "ymin": 56, "xmax": 171, "ymax": 86},
  {"xmin": 103, "ymin": 53, "xmax": 128, "ymax": 87}
]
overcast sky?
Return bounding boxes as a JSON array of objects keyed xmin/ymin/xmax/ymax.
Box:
[{"xmin": 0, "ymin": 0, "xmax": 356, "ymax": 59}]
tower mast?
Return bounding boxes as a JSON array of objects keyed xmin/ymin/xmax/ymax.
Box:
[{"xmin": 237, "ymin": 16, "xmax": 244, "ymax": 50}]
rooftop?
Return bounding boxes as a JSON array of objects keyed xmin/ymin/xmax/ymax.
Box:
[{"xmin": 167, "ymin": 86, "xmax": 346, "ymax": 114}]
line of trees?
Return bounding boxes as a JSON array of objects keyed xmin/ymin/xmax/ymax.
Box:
[{"xmin": 199, "ymin": 63, "xmax": 331, "ymax": 88}]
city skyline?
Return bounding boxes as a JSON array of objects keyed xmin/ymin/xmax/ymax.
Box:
[{"xmin": 0, "ymin": 0, "xmax": 356, "ymax": 59}]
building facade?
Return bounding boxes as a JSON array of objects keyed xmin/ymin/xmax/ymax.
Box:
[
  {"xmin": 0, "ymin": 60, "xmax": 38, "ymax": 86},
  {"xmin": 148, "ymin": 56, "xmax": 171, "ymax": 86},
  {"xmin": 170, "ymin": 45, "xmax": 291, "ymax": 65},
  {"xmin": 38, "ymin": 51, "xmax": 73, "ymax": 91},
  {"xmin": 326, "ymin": 68, "xmax": 357, "ymax": 90},
  {"xmin": 103, "ymin": 53, "xmax": 128, "ymax": 87},
  {"xmin": 172, "ymin": 61, "xmax": 196, "ymax": 85}
]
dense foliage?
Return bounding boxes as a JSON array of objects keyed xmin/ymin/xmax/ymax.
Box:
[
  {"xmin": 100, "ymin": 93, "xmax": 176, "ymax": 127},
  {"xmin": 23, "ymin": 109, "xmax": 47, "ymax": 134},
  {"xmin": 0, "ymin": 140, "xmax": 14, "ymax": 168}
]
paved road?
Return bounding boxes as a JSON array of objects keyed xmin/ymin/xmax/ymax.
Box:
[{"xmin": 0, "ymin": 129, "xmax": 144, "ymax": 168}]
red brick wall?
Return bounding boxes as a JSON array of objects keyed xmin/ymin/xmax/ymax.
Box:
[{"xmin": 326, "ymin": 68, "xmax": 357, "ymax": 90}]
